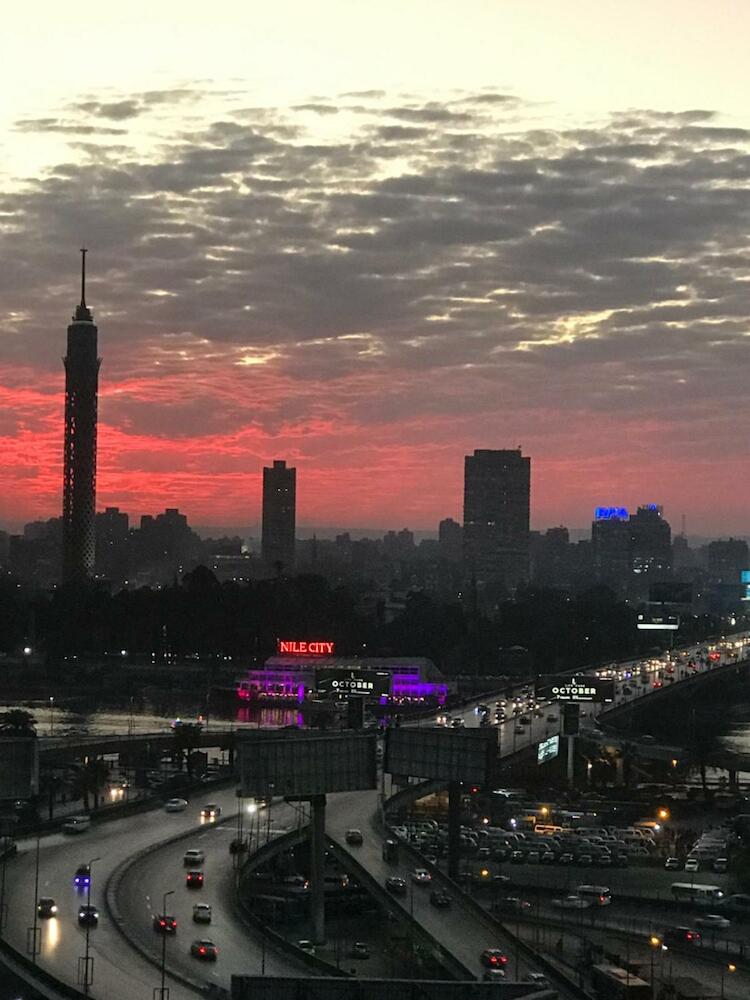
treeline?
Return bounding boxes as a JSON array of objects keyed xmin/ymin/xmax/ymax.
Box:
[{"xmin": 0, "ymin": 567, "xmax": 725, "ymax": 677}]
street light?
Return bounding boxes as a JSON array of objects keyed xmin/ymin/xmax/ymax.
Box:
[
  {"xmin": 49, "ymin": 697, "xmax": 55, "ymax": 736},
  {"xmin": 721, "ymin": 962, "xmax": 736, "ymax": 998},
  {"xmin": 158, "ymin": 889, "xmax": 174, "ymax": 1000},
  {"xmin": 81, "ymin": 856, "xmax": 100, "ymax": 996},
  {"xmin": 649, "ymin": 936, "xmax": 661, "ymax": 999}
]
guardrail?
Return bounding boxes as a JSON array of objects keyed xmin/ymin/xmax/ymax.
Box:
[{"xmin": 0, "ymin": 935, "xmax": 87, "ymax": 1000}]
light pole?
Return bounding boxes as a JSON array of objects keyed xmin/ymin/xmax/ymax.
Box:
[
  {"xmin": 649, "ymin": 936, "xmax": 661, "ymax": 999},
  {"xmin": 158, "ymin": 889, "xmax": 174, "ymax": 1000},
  {"xmin": 81, "ymin": 856, "xmax": 100, "ymax": 995},
  {"xmin": 28, "ymin": 835, "xmax": 41, "ymax": 964},
  {"xmin": 721, "ymin": 962, "xmax": 736, "ymax": 998},
  {"xmin": 49, "ymin": 696, "xmax": 55, "ymax": 736}
]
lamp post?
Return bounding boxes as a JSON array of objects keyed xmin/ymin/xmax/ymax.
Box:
[
  {"xmin": 648, "ymin": 936, "xmax": 661, "ymax": 999},
  {"xmin": 49, "ymin": 696, "xmax": 55, "ymax": 736},
  {"xmin": 721, "ymin": 962, "xmax": 736, "ymax": 998},
  {"xmin": 158, "ymin": 889, "xmax": 174, "ymax": 1000},
  {"xmin": 28, "ymin": 835, "xmax": 41, "ymax": 964},
  {"xmin": 81, "ymin": 856, "xmax": 100, "ymax": 995}
]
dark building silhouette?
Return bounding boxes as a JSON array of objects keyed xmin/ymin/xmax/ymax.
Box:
[
  {"xmin": 592, "ymin": 504, "xmax": 672, "ymax": 593},
  {"xmin": 261, "ymin": 460, "xmax": 296, "ymax": 571},
  {"xmin": 708, "ymin": 538, "xmax": 749, "ymax": 583},
  {"xmin": 62, "ymin": 250, "xmax": 100, "ymax": 584},
  {"xmin": 463, "ymin": 448, "xmax": 531, "ymax": 594},
  {"xmin": 438, "ymin": 517, "xmax": 463, "ymax": 562}
]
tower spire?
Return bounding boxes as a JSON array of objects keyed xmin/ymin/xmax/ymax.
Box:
[{"xmin": 80, "ymin": 247, "xmax": 87, "ymax": 307}]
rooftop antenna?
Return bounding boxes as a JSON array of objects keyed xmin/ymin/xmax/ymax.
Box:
[{"xmin": 80, "ymin": 247, "xmax": 88, "ymax": 307}]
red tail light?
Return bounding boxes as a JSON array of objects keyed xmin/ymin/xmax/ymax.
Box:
[
  {"xmin": 500, "ymin": 955, "xmax": 508, "ymax": 964},
  {"xmin": 199, "ymin": 946, "xmax": 206, "ymax": 954}
]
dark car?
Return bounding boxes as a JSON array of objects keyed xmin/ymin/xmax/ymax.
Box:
[
  {"xmin": 430, "ymin": 890, "xmax": 451, "ymax": 908},
  {"xmin": 663, "ymin": 926, "xmax": 701, "ymax": 946},
  {"xmin": 77, "ymin": 904, "xmax": 99, "ymax": 926},
  {"xmin": 385, "ymin": 876, "xmax": 407, "ymax": 895},
  {"xmin": 186, "ymin": 870, "xmax": 204, "ymax": 889},
  {"xmin": 190, "ymin": 938, "xmax": 218, "ymax": 961},
  {"xmin": 73, "ymin": 865, "xmax": 91, "ymax": 889},
  {"xmin": 153, "ymin": 914, "xmax": 178, "ymax": 934},
  {"xmin": 345, "ymin": 829, "xmax": 364, "ymax": 846},
  {"xmin": 37, "ymin": 897, "xmax": 57, "ymax": 918}
]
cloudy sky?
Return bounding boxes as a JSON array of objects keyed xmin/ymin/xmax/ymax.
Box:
[{"xmin": 1, "ymin": 1, "xmax": 749, "ymax": 535}]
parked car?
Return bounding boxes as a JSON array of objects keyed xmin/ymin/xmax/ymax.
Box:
[
  {"xmin": 165, "ymin": 798, "xmax": 188, "ymax": 812},
  {"xmin": 684, "ymin": 858, "xmax": 700, "ymax": 873},
  {"xmin": 664, "ymin": 857, "xmax": 682, "ymax": 871},
  {"xmin": 351, "ymin": 941, "xmax": 370, "ymax": 959}
]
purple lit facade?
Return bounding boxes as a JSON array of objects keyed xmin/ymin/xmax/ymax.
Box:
[{"xmin": 237, "ymin": 656, "xmax": 449, "ymax": 705}]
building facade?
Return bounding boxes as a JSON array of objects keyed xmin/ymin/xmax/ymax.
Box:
[
  {"xmin": 463, "ymin": 448, "xmax": 531, "ymax": 595},
  {"xmin": 62, "ymin": 251, "xmax": 100, "ymax": 584},
  {"xmin": 261, "ymin": 459, "xmax": 296, "ymax": 572}
]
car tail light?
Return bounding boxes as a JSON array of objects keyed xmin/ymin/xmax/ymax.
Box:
[
  {"xmin": 199, "ymin": 946, "xmax": 206, "ymax": 954},
  {"xmin": 490, "ymin": 956, "xmax": 498, "ymax": 965},
  {"xmin": 500, "ymin": 955, "xmax": 508, "ymax": 964}
]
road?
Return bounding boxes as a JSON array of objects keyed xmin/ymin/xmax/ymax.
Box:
[{"xmin": 2, "ymin": 785, "xmax": 258, "ymax": 1000}]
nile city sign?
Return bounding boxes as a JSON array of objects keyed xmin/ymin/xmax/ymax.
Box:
[{"xmin": 277, "ymin": 639, "xmax": 335, "ymax": 655}]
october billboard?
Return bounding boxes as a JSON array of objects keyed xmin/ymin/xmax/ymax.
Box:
[
  {"xmin": 385, "ymin": 727, "xmax": 496, "ymax": 784},
  {"xmin": 537, "ymin": 676, "xmax": 615, "ymax": 704},
  {"xmin": 236, "ymin": 731, "xmax": 377, "ymax": 798},
  {"xmin": 316, "ymin": 669, "xmax": 390, "ymax": 698},
  {"xmin": 537, "ymin": 734, "xmax": 560, "ymax": 764}
]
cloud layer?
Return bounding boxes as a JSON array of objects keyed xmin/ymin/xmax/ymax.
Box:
[{"xmin": 1, "ymin": 89, "xmax": 749, "ymax": 533}]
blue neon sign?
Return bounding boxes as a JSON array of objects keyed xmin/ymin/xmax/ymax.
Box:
[{"xmin": 595, "ymin": 507, "xmax": 629, "ymax": 521}]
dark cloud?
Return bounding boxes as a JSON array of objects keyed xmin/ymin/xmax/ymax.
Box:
[
  {"xmin": 74, "ymin": 99, "xmax": 143, "ymax": 120},
  {"xmin": 14, "ymin": 118, "xmax": 126, "ymax": 135}
]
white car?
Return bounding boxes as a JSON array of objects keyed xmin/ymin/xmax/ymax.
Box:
[
  {"xmin": 184, "ymin": 849, "xmax": 205, "ymax": 866},
  {"xmin": 552, "ymin": 895, "xmax": 592, "ymax": 910},
  {"xmin": 695, "ymin": 913, "xmax": 731, "ymax": 930},
  {"xmin": 165, "ymin": 798, "xmax": 188, "ymax": 812},
  {"xmin": 684, "ymin": 857, "xmax": 700, "ymax": 873},
  {"xmin": 412, "ymin": 868, "xmax": 432, "ymax": 885}
]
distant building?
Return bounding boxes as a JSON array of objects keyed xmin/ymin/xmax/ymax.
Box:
[
  {"xmin": 592, "ymin": 504, "xmax": 672, "ymax": 591},
  {"xmin": 708, "ymin": 538, "xmax": 749, "ymax": 583},
  {"xmin": 95, "ymin": 507, "xmax": 129, "ymax": 582},
  {"xmin": 463, "ymin": 448, "xmax": 531, "ymax": 594},
  {"xmin": 629, "ymin": 505, "xmax": 672, "ymax": 576},
  {"xmin": 62, "ymin": 251, "xmax": 100, "ymax": 584},
  {"xmin": 261, "ymin": 460, "xmax": 296, "ymax": 572},
  {"xmin": 438, "ymin": 517, "xmax": 463, "ymax": 562}
]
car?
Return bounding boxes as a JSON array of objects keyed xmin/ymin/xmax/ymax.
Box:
[
  {"xmin": 552, "ymin": 895, "xmax": 592, "ymax": 910},
  {"xmin": 73, "ymin": 864, "xmax": 91, "ymax": 888},
  {"xmin": 482, "ymin": 969, "xmax": 506, "ymax": 981},
  {"xmin": 525, "ymin": 850, "xmax": 540, "ymax": 864},
  {"xmin": 541, "ymin": 851, "xmax": 557, "ymax": 864},
  {"xmin": 450, "ymin": 718, "xmax": 465, "ymax": 728},
  {"xmin": 496, "ymin": 896, "xmax": 532, "ymax": 913},
  {"xmin": 577, "ymin": 854, "xmax": 593, "ymax": 866},
  {"xmin": 190, "ymin": 938, "xmax": 218, "ymax": 961},
  {"xmin": 664, "ymin": 857, "xmax": 682, "ymax": 871},
  {"xmin": 351, "ymin": 941, "xmax": 370, "ymax": 959},
  {"xmin": 200, "ymin": 804, "xmax": 221, "ymax": 820},
  {"xmin": 192, "ymin": 903, "xmax": 212, "ymax": 924},
  {"xmin": 37, "ymin": 897, "xmax": 57, "ymax": 918},
  {"xmin": 492, "ymin": 874, "xmax": 512, "ymax": 886},
  {"xmin": 165, "ymin": 798, "xmax": 188, "ymax": 812},
  {"xmin": 525, "ymin": 972, "xmax": 552, "ymax": 987},
  {"xmin": 201, "ymin": 770, "xmax": 221, "ymax": 784},
  {"xmin": 430, "ymin": 890, "xmax": 451, "ymax": 908},
  {"xmin": 596, "ymin": 855, "xmax": 613, "ymax": 867},
  {"xmin": 684, "ymin": 857, "xmax": 700, "ymax": 873},
  {"xmin": 385, "ymin": 876, "xmax": 407, "ymax": 895},
  {"xmin": 663, "ymin": 926, "xmax": 701, "ymax": 945},
  {"xmin": 297, "ymin": 939, "xmax": 316, "ymax": 954},
  {"xmin": 510, "ymin": 850, "xmax": 525, "ymax": 864},
  {"xmin": 558, "ymin": 853, "xmax": 575, "ymax": 865},
  {"xmin": 481, "ymin": 949, "xmax": 509, "ymax": 969},
  {"xmin": 412, "ymin": 868, "xmax": 431, "ymax": 885},
  {"xmin": 153, "ymin": 914, "xmax": 177, "ymax": 934},
  {"xmin": 695, "ymin": 913, "xmax": 731, "ymax": 930},
  {"xmin": 713, "ymin": 858, "xmax": 729, "ymax": 873},
  {"xmin": 77, "ymin": 904, "xmax": 99, "ymax": 926},
  {"xmin": 345, "ymin": 829, "xmax": 364, "ymax": 846},
  {"xmin": 186, "ymin": 870, "xmax": 204, "ymax": 888},
  {"xmin": 183, "ymin": 849, "xmax": 205, "ymax": 866}
]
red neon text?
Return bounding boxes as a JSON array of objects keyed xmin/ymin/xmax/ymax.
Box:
[{"xmin": 277, "ymin": 640, "xmax": 335, "ymax": 656}]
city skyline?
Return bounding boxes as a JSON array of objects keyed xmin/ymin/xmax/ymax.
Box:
[{"xmin": 1, "ymin": 4, "xmax": 749, "ymax": 535}]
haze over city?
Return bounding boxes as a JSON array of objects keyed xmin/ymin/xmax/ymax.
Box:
[{"xmin": 1, "ymin": 0, "xmax": 749, "ymax": 535}]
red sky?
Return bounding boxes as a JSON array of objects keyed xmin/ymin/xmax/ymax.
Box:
[{"xmin": 1, "ymin": 89, "xmax": 749, "ymax": 537}]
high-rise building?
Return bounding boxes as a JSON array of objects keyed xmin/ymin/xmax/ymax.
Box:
[
  {"xmin": 463, "ymin": 448, "xmax": 531, "ymax": 593},
  {"xmin": 261, "ymin": 460, "xmax": 296, "ymax": 572},
  {"xmin": 62, "ymin": 250, "xmax": 101, "ymax": 584},
  {"xmin": 438, "ymin": 517, "xmax": 463, "ymax": 562}
]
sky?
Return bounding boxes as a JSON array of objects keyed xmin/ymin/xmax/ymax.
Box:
[{"xmin": 1, "ymin": 1, "xmax": 749, "ymax": 535}]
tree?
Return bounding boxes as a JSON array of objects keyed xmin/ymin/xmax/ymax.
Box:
[
  {"xmin": 70, "ymin": 757, "xmax": 110, "ymax": 812},
  {"xmin": 0, "ymin": 709, "xmax": 37, "ymax": 737},
  {"xmin": 172, "ymin": 723, "xmax": 203, "ymax": 777}
]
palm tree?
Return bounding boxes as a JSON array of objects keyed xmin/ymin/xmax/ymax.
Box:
[
  {"xmin": 0, "ymin": 709, "xmax": 37, "ymax": 737},
  {"xmin": 70, "ymin": 758, "xmax": 109, "ymax": 812}
]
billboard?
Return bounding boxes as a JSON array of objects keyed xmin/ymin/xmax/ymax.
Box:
[
  {"xmin": 637, "ymin": 613, "xmax": 679, "ymax": 631},
  {"xmin": 537, "ymin": 676, "xmax": 615, "ymax": 704},
  {"xmin": 742, "ymin": 570, "xmax": 750, "ymax": 602},
  {"xmin": 385, "ymin": 727, "xmax": 496, "ymax": 784},
  {"xmin": 316, "ymin": 669, "xmax": 391, "ymax": 698},
  {"xmin": 0, "ymin": 739, "xmax": 39, "ymax": 800},
  {"xmin": 595, "ymin": 507, "xmax": 628, "ymax": 521},
  {"xmin": 537, "ymin": 734, "xmax": 560, "ymax": 764},
  {"xmin": 277, "ymin": 640, "xmax": 335, "ymax": 655},
  {"xmin": 236, "ymin": 732, "xmax": 377, "ymax": 798},
  {"xmin": 649, "ymin": 582, "xmax": 693, "ymax": 605}
]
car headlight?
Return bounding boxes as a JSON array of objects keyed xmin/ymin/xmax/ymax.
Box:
[{"xmin": 51, "ymin": 905, "xmax": 58, "ymax": 913}]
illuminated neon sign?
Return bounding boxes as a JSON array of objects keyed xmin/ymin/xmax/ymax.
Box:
[
  {"xmin": 277, "ymin": 640, "xmax": 335, "ymax": 655},
  {"xmin": 595, "ymin": 507, "xmax": 629, "ymax": 521}
]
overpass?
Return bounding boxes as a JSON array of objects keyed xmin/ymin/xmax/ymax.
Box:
[{"xmin": 38, "ymin": 728, "xmax": 239, "ymax": 764}]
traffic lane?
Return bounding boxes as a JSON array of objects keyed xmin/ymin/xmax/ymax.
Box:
[
  {"xmin": 326, "ymin": 788, "xmax": 536, "ymax": 981},
  {"xmin": 3, "ymin": 787, "xmax": 243, "ymax": 1000},
  {"xmin": 116, "ymin": 800, "xmax": 311, "ymax": 987}
]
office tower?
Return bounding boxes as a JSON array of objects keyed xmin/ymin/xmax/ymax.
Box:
[
  {"xmin": 438, "ymin": 517, "xmax": 463, "ymax": 562},
  {"xmin": 592, "ymin": 504, "xmax": 672, "ymax": 589},
  {"xmin": 463, "ymin": 448, "xmax": 531, "ymax": 593},
  {"xmin": 62, "ymin": 250, "xmax": 101, "ymax": 584},
  {"xmin": 629, "ymin": 504, "xmax": 672, "ymax": 576},
  {"xmin": 262, "ymin": 460, "xmax": 296, "ymax": 572}
]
